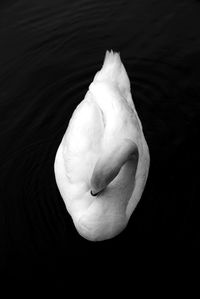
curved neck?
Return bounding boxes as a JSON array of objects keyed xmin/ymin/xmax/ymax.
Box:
[{"xmin": 90, "ymin": 138, "xmax": 138, "ymax": 195}]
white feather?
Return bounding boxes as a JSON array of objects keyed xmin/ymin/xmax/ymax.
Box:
[{"xmin": 54, "ymin": 50, "xmax": 150, "ymax": 241}]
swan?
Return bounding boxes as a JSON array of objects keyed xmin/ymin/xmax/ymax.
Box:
[{"xmin": 54, "ymin": 50, "xmax": 150, "ymax": 241}]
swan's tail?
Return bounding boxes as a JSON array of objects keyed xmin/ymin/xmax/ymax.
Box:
[{"xmin": 93, "ymin": 50, "xmax": 131, "ymax": 94}]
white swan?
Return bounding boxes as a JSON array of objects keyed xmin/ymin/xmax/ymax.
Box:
[{"xmin": 54, "ymin": 50, "xmax": 150, "ymax": 241}]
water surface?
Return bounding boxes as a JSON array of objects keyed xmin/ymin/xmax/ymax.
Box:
[{"xmin": 0, "ymin": 0, "xmax": 200, "ymax": 286}]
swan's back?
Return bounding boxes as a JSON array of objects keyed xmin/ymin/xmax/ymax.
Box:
[{"xmin": 62, "ymin": 50, "xmax": 135, "ymax": 187}]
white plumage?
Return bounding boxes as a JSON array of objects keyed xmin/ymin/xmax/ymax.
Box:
[{"xmin": 54, "ymin": 50, "xmax": 150, "ymax": 241}]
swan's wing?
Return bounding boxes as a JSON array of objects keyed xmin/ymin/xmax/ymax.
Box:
[{"xmin": 62, "ymin": 91, "xmax": 104, "ymax": 185}]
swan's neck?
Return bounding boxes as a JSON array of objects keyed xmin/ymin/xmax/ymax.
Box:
[{"xmin": 90, "ymin": 138, "xmax": 138, "ymax": 195}]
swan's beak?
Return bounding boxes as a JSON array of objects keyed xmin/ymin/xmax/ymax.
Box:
[
  {"xmin": 90, "ymin": 190, "xmax": 101, "ymax": 197},
  {"xmin": 90, "ymin": 138, "xmax": 138, "ymax": 195}
]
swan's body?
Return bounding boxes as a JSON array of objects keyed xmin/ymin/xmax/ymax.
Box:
[{"xmin": 54, "ymin": 50, "xmax": 150, "ymax": 241}]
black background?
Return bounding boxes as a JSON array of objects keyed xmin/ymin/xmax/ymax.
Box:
[{"xmin": 0, "ymin": 0, "xmax": 200, "ymax": 291}]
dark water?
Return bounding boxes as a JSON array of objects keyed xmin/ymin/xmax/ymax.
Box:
[{"xmin": 0, "ymin": 0, "xmax": 200, "ymax": 289}]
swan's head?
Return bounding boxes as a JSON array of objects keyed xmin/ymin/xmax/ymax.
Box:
[
  {"xmin": 74, "ymin": 138, "xmax": 139, "ymax": 241},
  {"xmin": 90, "ymin": 138, "xmax": 139, "ymax": 196}
]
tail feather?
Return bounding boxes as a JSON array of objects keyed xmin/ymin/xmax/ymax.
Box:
[
  {"xmin": 103, "ymin": 50, "xmax": 122, "ymax": 70},
  {"xmin": 93, "ymin": 50, "xmax": 131, "ymax": 94}
]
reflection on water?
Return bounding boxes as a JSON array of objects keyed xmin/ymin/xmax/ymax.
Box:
[{"xmin": 0, "ymin": 0, "xmax": 200, "ymax": 283}]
